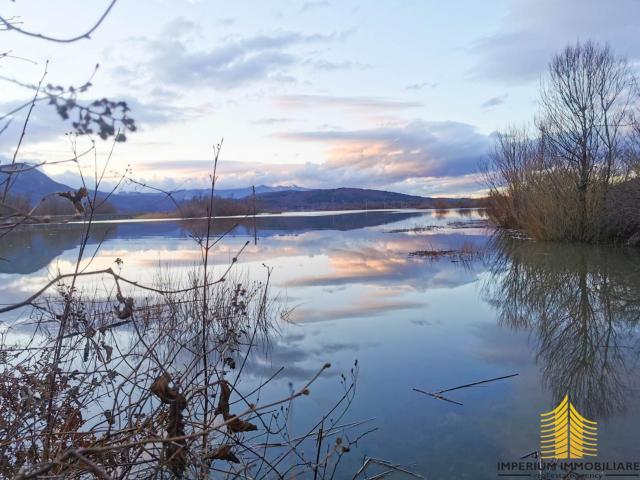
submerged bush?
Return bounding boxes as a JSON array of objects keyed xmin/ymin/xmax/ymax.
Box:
[{"xmin": 0, "ymin": 265, "xmax": 362, "ymax": 478}]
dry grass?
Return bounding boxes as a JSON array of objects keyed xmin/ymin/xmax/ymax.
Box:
[{"xmin": 487, "ymin": 171, "xmax": 640, "ymax": 244}]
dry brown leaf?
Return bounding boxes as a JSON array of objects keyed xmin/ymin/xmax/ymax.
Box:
[{"xmin": 210, "ymin": 444, "xmax": 240, "ymax": 463}]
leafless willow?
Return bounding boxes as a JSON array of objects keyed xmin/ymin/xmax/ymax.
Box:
[{"xmin": 484, "ymin": 41, "xmax": 640, "ymax": 244}]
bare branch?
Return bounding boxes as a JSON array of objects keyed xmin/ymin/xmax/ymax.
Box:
[{"xmin": 0, "ymin": 1, "xmax": 118, "ymax": 43}]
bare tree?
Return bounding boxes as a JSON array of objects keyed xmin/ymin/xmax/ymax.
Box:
[
  {"xmin": 482, "ymin": 126, "xmax": 540, "ymax": 228},
  {"xmin": 537, "ymin": 41, "xmax": 634, "ymax": 239},
  {"xmin": 486, "ymin": 41, "xmax": 639, "ymax": 244}
]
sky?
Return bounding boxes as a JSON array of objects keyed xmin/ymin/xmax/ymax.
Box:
[{"xmin": 1, "ymin": 0, "xmax": 639, "ymax": 197}]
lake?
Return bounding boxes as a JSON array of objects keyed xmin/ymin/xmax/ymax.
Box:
[{"xmin": 2, "ymin": 208, "xmax": 640, "ymax": 478}]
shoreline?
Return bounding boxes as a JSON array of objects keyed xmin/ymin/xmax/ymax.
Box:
[{"xmin": 0, "ymin": 207, "xmax": 484, "ymax": 230}]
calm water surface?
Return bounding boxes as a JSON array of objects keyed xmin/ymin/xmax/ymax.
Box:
[{"xmin": 2, "ymin": 209, "xmax": 640, "ymax": 478}]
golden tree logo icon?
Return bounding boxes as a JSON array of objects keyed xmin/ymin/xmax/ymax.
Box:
[{"xmin": 540, "ymin": 394, "xmax": 597, "ymax": 459}]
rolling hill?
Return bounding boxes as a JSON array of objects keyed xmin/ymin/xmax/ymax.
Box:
[
  {"xmin": 254, "ymin": 187, "xmax": 433, "ymax": 210},
  {"xmin": 0, "ymin": 164, "xmax": 484, "ymax": 215}
]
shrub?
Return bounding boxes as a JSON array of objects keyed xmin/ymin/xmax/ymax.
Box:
[{"xmin": 485, "ymin": 42, "xmax": 640, "ymax": 245}]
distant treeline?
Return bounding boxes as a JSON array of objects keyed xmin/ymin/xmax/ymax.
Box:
[
  {"xmin": 173, "ymin": 190, "xmax": 488, "ymax": 218},
  {"xmin": 231, "ymin": 188, "xmax": 487, "ymax": 213},
  {"xmin": 175, "ymin": 195, "xmax": 256, "ymax": 218},
  {"xmin": 1, "ymin": 192, "xmax": 117, "ymax": 217}
]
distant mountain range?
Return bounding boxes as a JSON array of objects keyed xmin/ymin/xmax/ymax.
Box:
[
  {"xmin": 1, "ymin": 163, "xmax": 485, "ymax": 215},
  {"xmin": 168, "ymin": 185, "xmax": 310, "ymax": 200}
]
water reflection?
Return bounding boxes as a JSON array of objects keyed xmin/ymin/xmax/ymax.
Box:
[
  {"xmin": 0, "ymin": 211, "xmax": 424, "ymax": 275},
  {"xmin": 3, "ymin": 209, "xmax": 640, "ymax": 475},
  {"xmin": 0, "ymin": 224, "xmax": 117, "ymax": 274},
  {"xmin": 484, "ymin": 235, "xmax": 640, "ymax": 418}
]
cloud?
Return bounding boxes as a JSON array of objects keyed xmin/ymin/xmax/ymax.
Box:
[
  {"xmin": 127, "ymin": 120, "xmax": 490, "ymax": 196},
  {"xmin": 470, "ymin": 0, "xmax": 640, "ymax": 84},
  {"xmin": 299, "ymin": 1, "xmax": 330, "ymax": 13},
  {"xmin": 385, "ymin": 172, "xmax": 487, "ymax": 198},
  {"xmin": 288, "ymin": 298, "xmax": 425, "ymax": 323},
  {"xmin": 251, "ymin": 117, "xmax": 295, "ymax": 125},
  {"xmin": 481, "ymin": 94, "xmax": 508, "ymax": 109},
  {"xmin": 116, "ymin": 28, "xmax": 349, "ymax": 91},
  {"xmin": 281, "ymin": 120, "xmax": 490, "ymax": 180},
  {"xmin": 162, "ymin": 17, "xmax": 202, "ymax": 39},
  {"xmin": 404, "ymin": 82, "xmax": 437, "ymax": 91},
  {"xmin": 281, "ymin": 233, "xmax": 487, "ymax": 290},
  {"xmin": 242, "ymin": 328, "xmax": 359, "ymax": 381},
  {"xmin": 277, "ymin": 94, "xmax": 422, "ymax": 112},
  {"xmin": 304, "ymin": 59, "xmax": 372, "ymax": 71}
]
